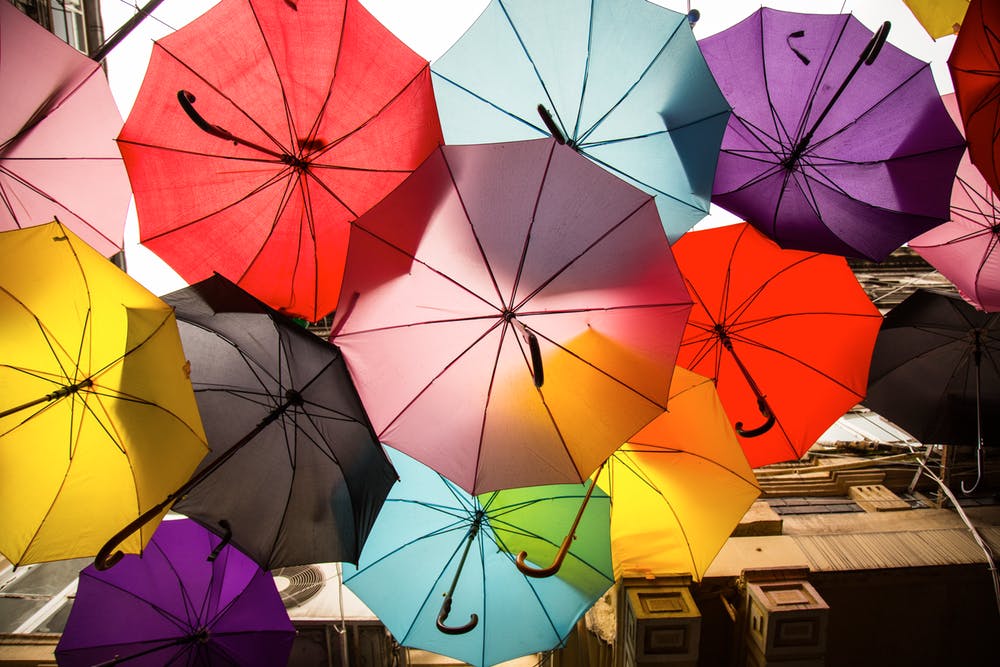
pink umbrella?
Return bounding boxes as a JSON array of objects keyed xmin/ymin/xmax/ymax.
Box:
[
  {"xmin": 909, "ymin": 94, "xmax": 999, "ymax": 312},
  {"xmin": 0, "ymin": 2, "xmax": 130, "ymax": 256}
]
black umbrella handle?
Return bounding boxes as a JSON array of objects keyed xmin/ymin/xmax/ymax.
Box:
[
  {"xmin": 206, "ymin": 519, "xmax": 232, "ymax": 562},
  {"xmin": 176, "ymin": 90, "xmax": 287, "ymax": 160},
  {"xmin": 536, "ymin": 104, "xmax": 567, "ymax": 145},
  {"xmin": 95, "ymin": 497, "xmax": 175, "ymax": 570},
  {"xmin": 510, "ymin": 317, "xmax": 544, "ymax": 388},
  {"xmin": 436, "ymin": 518, "xmax": 481, "ymax": 635},
  {"xmin": 718, "ymin": 331, "xmax": 776, "ymax": 438},
  {"xmin": 516, "ymin": 461, "xmax": 605, "ymax": 578}
]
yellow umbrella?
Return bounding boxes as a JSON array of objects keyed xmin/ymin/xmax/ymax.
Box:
[
  {"xmin": 903, "ymin": 0, "xmax": 969, "ymax": 39},
  {"xmin": 0, "ymin": 220, "xmax": 208, "ymax": 566},
  {"xmin": 597, "ymin": 367, "xmax": 760, "ymax": 581}
]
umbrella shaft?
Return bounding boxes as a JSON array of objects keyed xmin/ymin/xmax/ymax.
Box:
[{"xmin": 0, "ymin": 378, "xmax": 93, "ymax": 419}]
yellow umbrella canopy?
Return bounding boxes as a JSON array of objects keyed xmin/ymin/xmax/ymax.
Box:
[
  {"xmin": 903, "ymin": 0, "xmax": 969, "ymax": 38},
  {"xmin": 597, "ymin": 367, "xmax": 760, "ymax": 581},
  {"xmin": 0, "ymin": 220, "xmax": 208, "ymax": 566}
]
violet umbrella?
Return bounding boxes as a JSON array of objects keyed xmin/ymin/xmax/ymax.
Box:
[
  {"xmin": 700, "ymin": 7, "xmax": 965, "ymax": 261},
  {"xmin": 910, "ymin": 93, "xmax": 1000, "ymax": 312},
  {"xmin": 56, "ymin": 518, "xmax": 295, "ymax": 666},
  {"xmin": 1, "ymin": 0, "xmax": 130, "ymax": 256}
]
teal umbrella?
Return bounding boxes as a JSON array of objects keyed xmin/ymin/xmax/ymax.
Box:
[
  {"xmin": 342, "ymin": 447, "xmax": 613, "ymax": 667},
  {"xmin": 430, "ymin": 0, "xmax": 730, "ymax": 241}
]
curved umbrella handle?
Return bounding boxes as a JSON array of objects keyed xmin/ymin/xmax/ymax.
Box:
[
  {"xmin": 176, "ymin": 90, "xmax": 286, "ymax": 160},
  {"xmin": 735, "ymin": 396, "xmax": 777, "ymax": 438},
  {"xmin": 95, "ymin": 497, "xmax": 173, "ymax": 570},
  {"xmin": 510, "ymin": 318, "xmax": 544, "ymax": 387},
  {"xmin": 862, "ymin": 21, "xmax": 891, "ymax": 66},
  {"xmin": 436, "ymin": 595, "xmax": 479, "ymax": 635},
  {"xmin": 515, "ymin": 462, "xmax": 604, "ymax": 578}
]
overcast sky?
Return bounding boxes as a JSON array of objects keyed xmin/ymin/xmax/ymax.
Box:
[{"xmin": 98, "ymin": 0, "xmax": 958, "ymax": 295}]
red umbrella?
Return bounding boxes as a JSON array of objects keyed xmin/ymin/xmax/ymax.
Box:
[
  {"xmin": 949, "ymin": 0, "xmax": 1000, "ymax": 197},
  {"xmin": 331, "ymin": 138, "xmax": 692, "ymax": 495},
  {"xmin": 672, "ymin": 223, "xmax": 882, "ymax": 468},
  {"xmin": 118, "ymin": 0, "xmax": 443, "ymax": 321},
  {"xmin": 910, "ymin": 94, "xmax": 1000, "ymax": 312},
  {"xmin": 1, "ymin": 1, "xmax": 130, "ymax": 257}
]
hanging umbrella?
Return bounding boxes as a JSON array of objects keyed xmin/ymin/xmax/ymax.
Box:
[
  {"xmin": 56, "ymin": 518, "xmax": 295, "ymax": 667},
  {"xmin": 902, "ymin": 0, "xmax": 969, "ymax": 39},
  {"xmin": 949, "ymin": 0, "xmax": 1000, "ymax": 200},
  {"xmin": 331, "ymin": 137, "xmax": 693, "ymax": 495},
  {"xmin": 96, "ymin": 274, "xmax": 397, "ymax": 571},
  {"xmin": 910, "ymin": 93, "xmax": 1000, "ymax": 312},
  {"xmin": 0, "ymin": 219, "xmax": 207, "ymax": 566},
  {"xmin": 671, "ymin": 222, "xmax": 883, "ymax": 468},
  {"xmin": 863, "ymin": 289, "xmax": 1000, "ymax": 491},
  {"xmin": 342, "ymin": 446, "xmax": 614, "ymax": 667},
  {"xmin": 118, "ymin": 0, "xmax": 443, "ymax": 322},
  {"xmin": 597, "ymin": 366, "xmax": 760, "ymax": 581},
  {"xmin": 0, "ymin": 1, "xmax": 130, "ymax": 257},
  {"xmin": 429, "ymin": 0, "xmax": 731, "ymax": 241},
  {"xmin": 700, "ymin": 7, "xmax": 965, "ymax": 261}
]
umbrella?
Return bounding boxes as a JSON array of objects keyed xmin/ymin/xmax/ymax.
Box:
[
  {"xmin": 862, "ymin": 289, "xmax": 1000, "ymax": 491},
  {"xmin": 949, "ymin": 0, "xmax": 1000, "ymax": 201},
  {"xmin": 96, "ymin": 274, "xmax": 397, "ymax": 571},
  {"xmin": 902, "ymin": 0, "xmax": 969, "ymax": 39},
  {"xmin": 910, "ymin": 93, "xmax": 1000, "ymax": 312},
  {"xmin": 597, "ymin": 366, "xmax": 761, "ymax": 581},
  {"xmin": 56, "ymin": 518, "xmax": 295, "ymax": 667},
  {"xmin": 330, "ymin": 137, "xmax": 693, "ymax": 495},
  {"xmin": 118, "ymin": 0, "xmax": 443, "ymax": 322},
  {"xmin": 671, "ymin": 222, "xmax": 883, "ymax": 468},
  {"xmin": 0, "ymin": 219, "xmax": 207, "ymax": 566},
  {"xmin": 700, "ymin": 7, "xmax": 965, "ymax": 261},
  {"xmin": 342, "ymin": 446, "xmax": 614, "ymax": 667},
  {"xmin": 1, "ymin": 1, "xmax": 130, "ymax": 257},
  {"xmin": 429, "ymin": 0, "xmax": 731, "ymax": 241}
]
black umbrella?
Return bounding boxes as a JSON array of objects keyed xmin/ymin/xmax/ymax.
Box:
[
  {"xmin": 97, "ymin": 275, "xmax": 397, "ymax": 570},
  {"xmin": 863, "ymin": 289, "xmax": 1000, "ymax": 491}
]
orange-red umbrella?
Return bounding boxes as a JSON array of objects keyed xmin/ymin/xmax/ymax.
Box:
[{"xmin": 671, "ymin": 223, "xmax": 882, "ymax": 468}]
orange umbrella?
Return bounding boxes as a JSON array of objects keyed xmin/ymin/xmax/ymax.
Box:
[
  {"xmin": 672, "ymin": 223, "xmax": 882, "ymax": 468},
  {"xmin": 596, "ymin": 367, "xmax": 760, "ymax": 580}
]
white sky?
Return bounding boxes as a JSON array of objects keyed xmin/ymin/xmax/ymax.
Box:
[{"xmin": 99, "ymin": 0, "xmax": 958, "ymax": 296}]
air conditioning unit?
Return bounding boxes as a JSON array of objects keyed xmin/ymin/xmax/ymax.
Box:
[{"xmin": 271, "ymin": 563, "xmax": 378, "ymax": 622}]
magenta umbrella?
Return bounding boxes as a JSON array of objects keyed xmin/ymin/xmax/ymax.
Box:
[
  {"xmin": 0, "ymin": 1, "xmax": 130, "ymax": 257},
  {"xmin": 56, "ymin": 519, "xmax": 295, "ymax": 667},
  {"xmin": 910, "ymin": 93, "xmax": 1000, "ymax": 312}
]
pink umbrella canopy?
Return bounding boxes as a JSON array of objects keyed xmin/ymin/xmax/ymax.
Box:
[
  {"xmin": 0, "ymin": 2, "xmax": 130, "ymax": 257},
  {"xmin": 909, "ymin": 93, "xmax": 1000, "ymax": 312}
]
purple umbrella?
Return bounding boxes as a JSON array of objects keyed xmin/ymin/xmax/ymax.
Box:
[
  {"xmin": 699, "ymin": 8, "xmax": 965, "ymax": 261},
  {"xmin": 56, "ymin": 519, "xmax": 295, "ymax": 667}
]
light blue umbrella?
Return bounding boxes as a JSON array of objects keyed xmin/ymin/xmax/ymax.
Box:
[
  {"xmin": 430, "ymin": 0, "xmax": 731, "ymax": 241},
  {"xmin": 342, "ymin": 447, "xmax": 614, "ymax": 667}
]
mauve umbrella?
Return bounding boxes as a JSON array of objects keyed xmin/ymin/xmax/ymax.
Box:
[
  {"xmin": 56, "ymin": 518, "xmax": 295, "ymax": 667},
  {"xmin": 700, "ymin": 7, "xmax": 965, "ymax": 261}
]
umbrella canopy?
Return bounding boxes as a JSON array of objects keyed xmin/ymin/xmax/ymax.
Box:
[
  {"xmin": 949, "ymin": 0, "xmax": 1000, "ymax": 201},
  {"xmin": 0, "ymin": 1, "xmax": 130, "ymax": 257},
  {"xmin": 98, "ymin": 274, "xmax": 397, "ymax": 571},
  {"xmin": 701, "ymin": 7, "xmax": 965, "ymax": 261},
  {"xmin": 430, "ymin": 0, "xmax": 731, "ymax": 241},
  {"xmin": 56, "ymin": 518, "xmax": 295, "ymax": 667},
  {"xmin": 597, "ymin": 367, "xmax": 760, "ymax": 581},
  {"xmin": 903, "ymin": 0, "xmax": 969, "ymax": 39},
  {"xmin": 863, "ymin": 288, "xmax": 1000, "ymax": 449},
  {"xmin": 343, "ymin": 446, "xmax": 614, "ymax": 667},
  {"xmin": 118, "ymin": 0, "xmax": 443, "ymax": 321},
  {"xmin": 910, "ymin": 93, "xmax": 1000, "ymax": 312},
  {"xmin": 0, "ymin": 220, "xmax": 207, "ymax": 566},
  {"xmin": 331, "ymin": 137, "xmax": 692, "ymax": 494},
  {"xmin": 671, "ymin": 222, "xmax": 883, "ymax": 468}
]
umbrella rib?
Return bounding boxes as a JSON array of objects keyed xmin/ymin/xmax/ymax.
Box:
[
  {"xmin": 512, "ymin": 198, "xmax": 657, "ymax": 311},
  {"xmin": 507, "ymin": 140, "xmax": 556, "ymax": 307},
  {"xmin": 973, "ymin": 234, "xmax": 1000, "ymax": 306},
  {"xmin": 577, "ymin": 15, "xmax": 686, "ymax": 147},
  {"xmin": 430, "ymin": 71, "xmax": 549, "ymax": 137},
  {"xmin": 618, "ymin": 445, "xmax": 762, "ymax": 493},
  {"xmin": 156, "ymin": 42, "xmax": 290, "ymax": 156},
  {"xmin": 0, "ymin": 164, "xmax": 122, "ymax": 250},
  {"xmin": 723, "ymin": 253, "xmax": 824, "ymax": 324},
  {"xmin": 246, "ymin": 0, "xmax": 304, "ymax": 149}
]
